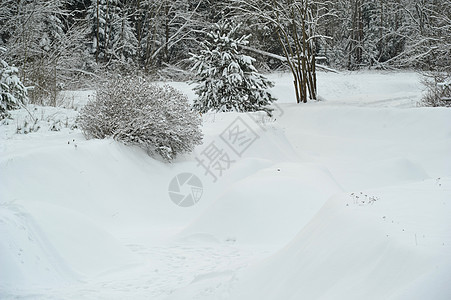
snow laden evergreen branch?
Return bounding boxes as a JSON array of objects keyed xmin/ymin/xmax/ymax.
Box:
[
  {"xmin": 190, "ymin": 20, "xmax": 276, "ymax": 115},
  {"xmin": 0, "ymin": 48, "xmax": 29, "ymax": 119}
]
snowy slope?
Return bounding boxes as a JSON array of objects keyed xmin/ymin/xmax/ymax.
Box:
[
  {"xmin": 167, "ymin": 72, "xmax": 451, "ymax": 300},
  {"xmin": 1, "ymin": 71, "xmax": 450, "ymax": 299},
  {"xmin": 229, "ymin": 180, "xmax": 451, "ymax": 300}
]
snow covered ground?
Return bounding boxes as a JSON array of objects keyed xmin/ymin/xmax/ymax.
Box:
[{"xmin": 1, "ymin": 71, "xmax": 450, "ymax": 299}]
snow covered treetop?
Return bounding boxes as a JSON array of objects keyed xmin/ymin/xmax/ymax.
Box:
[
  {"xmin": 207, "ymin": 21, "xmax": 251, "ymax": 52},
  {"xmin": 191, "ymin": 20, "xmax": 276, "ymax": 115}
]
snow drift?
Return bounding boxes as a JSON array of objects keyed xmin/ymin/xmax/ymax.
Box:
[{"xmin": 1, "ymin": 71, "xmax": 450, "ymax": 299}]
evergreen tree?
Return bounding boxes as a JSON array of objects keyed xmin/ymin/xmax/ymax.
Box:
[
  {"xmin": 0, "ymin": 47, "xmax": 28, "ymax": 119},
  {"xmin": 191, "ymin": 20, "xmax": 276, "ymax": 115},
  {"xmin": 87, "ymin": 0, "xmax": 137, "ymax": 66}
]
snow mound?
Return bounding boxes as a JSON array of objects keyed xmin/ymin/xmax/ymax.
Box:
[
  {"xmin": 0, "ymin": 203, "xmax": 76, "ymax": 288},
  {"xmin": 278, "ymin": 105, "xmax": 451, "ymax": 190},
  {"xmin": 345, "ymin": 157, "xmax": 429, "ymax": 189},
  {"xmin": 0, "ymin": 135, "xmax": 203, "ymax": 232},
  {"xmin": 0, "ymin": 201, "xmax": 139, "ymax": 291},
  {"xmin": 23, "ymin": 202, "xmax": 141, "ymax": 277},
  {"xmin": 178, "ymin": 163, "xmax": 343, "ymax": 246},
  {"xmin": 198, "ymin": 111, "xmax": 299, "ymax": 162},
  {"xmin": 230, "ymin": 180, "xmax": 451, "ymax": 299},
  {"xmin": 1, "ymin": 71, "xmax": 450, "ymax": 299}
]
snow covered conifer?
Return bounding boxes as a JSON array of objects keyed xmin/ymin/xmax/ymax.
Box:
[
  {"xmin": 87, "ymin": 0, "xmax": 137, "ymax": 66},
  {"xmin": 191, "ymin": 20, "xmax": 276, "ymax": 115},
  {"xmin": 0, "ymin": 48, "xmax": 28, "ymax": 119}
]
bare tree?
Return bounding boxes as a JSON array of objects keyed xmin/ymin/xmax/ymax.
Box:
[
  {"xmin": 135, "ymin": 0, "xmax": 206, "ymax": 71},
  {"xmin": 315, "ymin": 0, "xmax": 450, "ymax": 70},
  {"xmin": 228, "ymin": 0, "xmax": 325, "ymax": 103},
  {"xmin": 1, "ymin": 0, "xmax": 93, "ymax": 104}
]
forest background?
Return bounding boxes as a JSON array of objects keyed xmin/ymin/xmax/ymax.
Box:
[{"xmin": 1, "ymin": 0, "xmax": 449, "ymax": 105}]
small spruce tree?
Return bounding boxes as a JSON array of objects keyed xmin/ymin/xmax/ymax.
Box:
[{"xmin": 191, "ymin": 20, "xmax": 276, "ymax": 115}]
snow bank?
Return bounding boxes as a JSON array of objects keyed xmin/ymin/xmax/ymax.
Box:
[
  {"xmin": 1, "ymin": 71, "xmax": 450, "ymax": 299},
  {"xmin": 230, "ymin": 179, "xmax": 451, "ymax": 299},
  {"xmin": 0, "ymin": 202, "xmax": 139, "ymax": 288},
  {"xmin": 0, "ymin": 203, "xmax": 76, "ymax": 288},
  {"xmin": 178, "ymin": 162, "xmax": 342, "ymax": 246},
  {"xmin": 277, "ymin": 105, "xmax": 451, "ymax": 190}
]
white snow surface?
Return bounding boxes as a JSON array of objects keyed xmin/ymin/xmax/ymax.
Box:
[{"xmin": 1, "ymin": 71, "xmax": 450, "ymax": 299}]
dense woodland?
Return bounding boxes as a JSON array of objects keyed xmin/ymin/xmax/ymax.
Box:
[{"xmin": 1, "ymin": 0, "xmax": 450, "ymax": 104}]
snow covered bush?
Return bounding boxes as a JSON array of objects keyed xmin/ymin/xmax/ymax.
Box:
[
  {"xmin": 0, "ymin": 47, "xmax": 28, "ymax": 119},
  {"xmin": 191, "ymin": 20, "xmax": 276, "ymax": 115},
  {"xmin": 421, "ymin": 72, "xmax": 451, "ymax": 107},
  {"xmin": 78, "ymin": 77, "xmax": 203, "ymax": 161}
]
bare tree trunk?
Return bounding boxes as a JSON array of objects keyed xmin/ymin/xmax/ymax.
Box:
[
  {"xmin": 267, "ymin": 0, "xmax": 317, "ymax": 103},
  {"xmin": 136, "ymin": 0, "xmax": 142, "ymax": 61},
  {"xmin": 96, "ymin": 0, "xmax": 100, "ymax": 63},
  {"xmin": 104, "ymin": 0, "xmax": 111, "ymax": 63},
  {"xmin": 164, "ymin": 1, "xmax": 170, "ymax": 63}
]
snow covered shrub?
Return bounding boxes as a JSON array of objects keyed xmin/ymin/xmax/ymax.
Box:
[
  {"xmin": 421, "ymin": 72, "xmax": 451, "ymax": 107},
  {"xmin": 78, "ymin": 77, "xmax": 203, "ymax": 161},
  {"xmin": 0, "ymin": 48, "xmax": 28, "ymax": 119},
  {"xmin": 191, "ymin": 20, "xmax": 276, "ymax": 115}
]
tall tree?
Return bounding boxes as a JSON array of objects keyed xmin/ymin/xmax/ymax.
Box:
[
  {"xmin": 0, "ymin": 0, "xmax": 88, "ymax": 104},
  {"xmin": 87, "ymin": 0, "xmax": 137, "ymax": 67},
  {"xmin": 136, "ymin": 0, "xmax": 208, "ymax": 70}
]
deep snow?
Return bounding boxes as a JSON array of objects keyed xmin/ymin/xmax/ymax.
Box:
[{"xmin": 0, "ymin": 71, "xmax": 450, "ymax": 299}]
